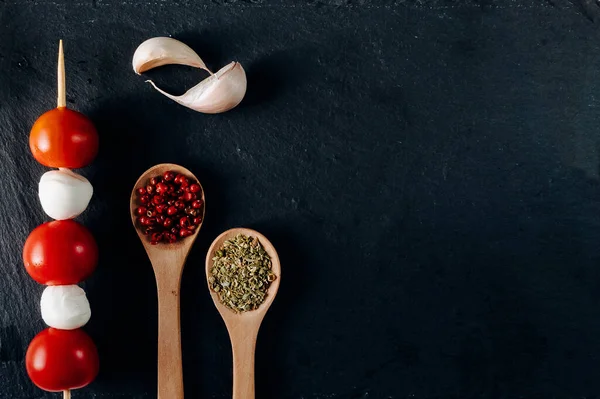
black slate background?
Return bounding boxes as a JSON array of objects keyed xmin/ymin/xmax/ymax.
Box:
[{"xmin": 1, "ymin": 0, "xmax": 600, "ymax": 398}]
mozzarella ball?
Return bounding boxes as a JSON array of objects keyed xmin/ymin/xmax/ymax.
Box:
[
  {"xmin": 40, "ymin": 285, "xmax": 91, "ymax": 330},
  {"xmin": 38, "ymin": 169, "xmax": 93, "ymax": 220}
]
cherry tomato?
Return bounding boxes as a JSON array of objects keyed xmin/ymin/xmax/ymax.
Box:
[
  {"xmin": 26, "ymin": 328, "xmax": 99, "ymax": 392},
  {"xmin": 23, "ymin": 220, "xmax": 98, "ymax": 285},
  {"xmin": 29, "ymin": 107, "xmax": 99, "ymax": 168}
]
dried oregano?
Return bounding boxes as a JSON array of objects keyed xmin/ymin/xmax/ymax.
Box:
[{"xmin": 209, "ymin": 234, "xmax": 276, "ymax": 313}]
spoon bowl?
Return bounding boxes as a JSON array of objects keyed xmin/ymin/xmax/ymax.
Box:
[
  {"xmin": 130, "ymin": 163, "xmax": 205, "ymax": 252},
  {"xmin": 205, "ymin": 227, "xmax": 281, "ymax": 399},
  {"xmin": 130, "ymin": 163, "xmax": 205, "ymax": 399}
]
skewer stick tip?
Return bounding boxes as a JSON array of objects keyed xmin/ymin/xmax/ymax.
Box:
[
  {"xmin": 57, "ymin": 39, "xmax": 66, "ymax": 108},
  {"xmin": 63, "ymin": 389, "xmax": 71, "ymax": 399}
]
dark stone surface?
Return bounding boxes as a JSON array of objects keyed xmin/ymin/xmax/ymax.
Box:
[{"xmin": 1, "ymin": 0, "xmax": 600, "ymax": 398}]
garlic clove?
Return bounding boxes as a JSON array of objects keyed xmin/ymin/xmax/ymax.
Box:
[
  {"xmin": 40, "ymin": 285, "xmax": 92, "ymax": 330},
  {"xmin": 39, "ymin": 169, "xmax": 93, "ymax": 220},
  {"xmin": 147, "ymin": 61, "xmax": 247, "ymax": 114},
  {"xmin": 132, "ymin": 37, "xmax": 209, "ymax": 75}
]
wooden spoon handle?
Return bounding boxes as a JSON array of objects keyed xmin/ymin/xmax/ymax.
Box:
[
  {"xmin": 230, "ymin": 326, "xmax": 259, "ymax": 399},
  {"xmin": 157, "ymin": 287, "xmax": 184, "ymax": 399}
]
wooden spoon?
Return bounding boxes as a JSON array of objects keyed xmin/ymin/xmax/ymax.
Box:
[
  {"xmin": 130, "ymin": 163, "xmax": 205, "ymax": 399},
  {"xmin": 205, "ymin": 227, "xmax": 281, "ymax": 399}
]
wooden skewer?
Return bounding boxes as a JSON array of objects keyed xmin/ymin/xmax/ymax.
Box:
[
  {"xmin": 57, "ymin": 39, "xmax": 66, "ymax": 108},
  {"xmin": 59, "ymin": 42, "xmax": 68, "ymax": 399}
]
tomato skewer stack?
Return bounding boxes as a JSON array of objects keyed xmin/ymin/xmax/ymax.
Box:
[{"xmin": 22, "ymin": 41, "xmax": 100, "ymax": 399}]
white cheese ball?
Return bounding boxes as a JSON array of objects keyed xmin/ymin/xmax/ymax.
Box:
[
  {"xmin": 38, "ymin": 169, "xmax": 93, "ymax": 220},
  {"xmin": 40, "ymin": 285, "xmax": 91, "ymax": 330}
]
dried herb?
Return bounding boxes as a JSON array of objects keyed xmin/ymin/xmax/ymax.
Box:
[{"xmin": 209, "ymin": 234, "xmax": 276, "ymax": 313}]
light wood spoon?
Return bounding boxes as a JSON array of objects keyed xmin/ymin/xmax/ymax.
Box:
[
  {"xmin": 130, "ymin": 163, "xmax": 205, "ymax": 399},
  {"xmin": 205, "ymin": 227, "xmax": 281, "ymax": 399}
]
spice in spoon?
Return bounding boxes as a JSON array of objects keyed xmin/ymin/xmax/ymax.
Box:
[
  {"xmin": 209, "ymin": 234, "xmax": 277, "ymax": 313},
  {"xmin": 134, "ymin": 170, "xmax": 204, "ymax": 244}
]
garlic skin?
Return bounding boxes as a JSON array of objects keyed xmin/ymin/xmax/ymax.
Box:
[
  {"xmin": 40, "ymin": 285, "xmax": 91, "ymax": 330},
  {"xmin": 133, "ymin": 36, "xmax": 246, "ymax": 113},
  {"xmin": 39, "ymin": 169, "xmax": 93, "ymax": 220},
  {"xmin": 132, "ymin": 37, "xmax": 208, "ymax": 75},
  {"xmin": 148, "ymin": 61, "xmax": 247, "ymax": 114}
]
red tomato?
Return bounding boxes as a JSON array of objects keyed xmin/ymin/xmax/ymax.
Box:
[
  {"xmin": 29, "ymin": 107, "xmax": 99, "ymax": 168},
  {"xmin": 23, "ymin": 220, "xmax": 98, "ymax": 285},
  {"xmin": 26, "ymin": 328, "xmax": 99, "ymax": 392}
]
